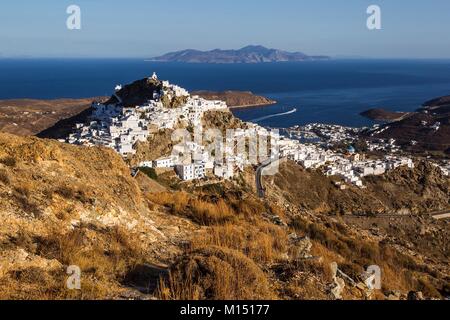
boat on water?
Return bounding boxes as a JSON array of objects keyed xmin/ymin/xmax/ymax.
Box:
[{"xmin": 250, "ymin": 107, "xmax": 297, "ymax": 122}]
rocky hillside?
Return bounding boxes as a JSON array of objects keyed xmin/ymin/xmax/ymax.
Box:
[
  {"xmin": 265, "ymin": 161, "xmax": 449, "ymax": 215},
  {"xmin": 106, "ymin": 77, "xmax": 167, "ymax": 108},
  {"xmin": 0, "ymin": 98, "xmax": 104, "ymax": 136},
  {"xmin": 0, "ymin": 133, "xmax": 196, "ymax": 299},
  {"xmin": 0, "ymin": 133, "xmax": 449, "ymax": 300},
  {"xmin": 364, "ymin": 100, "xmax": 450, "ymax": 155},
  {"xmin": 125, "ymin": 108, "xmax": 244, "ymax": 168},
  {"xmin": 423, "ymin": 95, "xmax": 450, "ymax": 107}
]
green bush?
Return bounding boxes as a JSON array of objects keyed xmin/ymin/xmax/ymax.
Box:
[{"xmin": 139, "ymin": 167, "xmax": 158, "ymax": 180}]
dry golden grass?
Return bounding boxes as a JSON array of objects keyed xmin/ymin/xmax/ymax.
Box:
[
  {"xmin": 151, "ymin": 190, "xmax": 290, "ymax": 300},
  {"xmin": 231, "ymin": 196, "xmax": 267, "ymax": 219},
  {"xmin": 190, "ymin": 223, "xmax": 287, "ymax": 264},
  {"xmin": 291, "ymin": 216, "xmax": 445, "ymax": 298},
  {"xmin": 184, "ymin": 192, "xmax": 289, "ymax": 264},
  {"xmin": 147, "ymin": 192, "xmax": 190, "ymax": 213},
  {"xmin": 156, "ymin": 246, "xmax": 276, "ymax": 300},
  {"xmin": 0, "ymin": 224, "xmax": 146, "ymax": 300},
  {"xmin": 147, "ymin": 192, "xmax": 236, "ymax": 226},
  {"xmin": 189, "ymin": 199, "xmax": 235, "ymax": 225}
]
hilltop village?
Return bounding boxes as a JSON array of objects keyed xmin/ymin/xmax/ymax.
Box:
[
  {"xmin": 64, "ymin": 73, "xmax": 279, "ymax": 181},
  {"xmin": 64, "ymin": 73, "xmax": 448, "ymax": 186},
  {"xmin": 0, "ymin": 73, "xmax": 449, "ymax": 302}
]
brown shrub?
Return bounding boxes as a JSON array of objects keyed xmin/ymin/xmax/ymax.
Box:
[
  {"xmin": 14, "ymin": 185, "xmax": 31, "ymax": 197},
  {"xmin": 147, "ymin": 192, "xmax": 190, "ymax": 214},
  {"xmin": 146, "ymin": 192, "xmax": 173, "ymax": 206},
  {"xmin": 0, "ymin": 267, "xmax": 64, "ymax": 300},
  {"xmin": 189, "ymin": 199, "xmax": 235, "ymax": 226},
  {"xmin": 13, "ymin": 194, "xmax": 42, "ymax": 217},
  {"xmin": 232, "ymin": 197, "xmax": 266, "ymax": 218},
  {"xmin": 292, "ymin": 217, "xmax": 383, "ymax": 264},
  {"xmin": 0, "ymin": 224, "xmax": 147, "ymax": 300},
  {"xmin": 37, "ymin": 225, "xmax": 142, "ymax": 273},
  {"xmin": 268, "ymin": 203, "xmax": 287, "ymax": 220},
  {"xmin": 0, "ymin": 169, "xmax": 10, "ymax": 184},
  {"xmin": 255, "ymin": 220, "xmax": 289, "ymax": 258},
  {"xmin": 157, "ymin": 246, "xmax": 276, "ymax": 300},
  {"xmin": 0, "ymin": 156, "xmax": 17, "ymax": 167},
  {"xmin": 53, "ymin": 185, "xmax": 91, "ymax": 203},
  {"xmin": 191, "ymin": 222, "xmax": 288, "ymax": 264},
  {"xmin": 172, "ymin": 192, "xmax": 190, "ymax": 214},
  {"xmin": 442, "ymin": 282, "xmax": 450, "ymax": 296},
  {"xmin": 0, "ymin": 265, "xmax": 118, "ymax": 300},
  {"xmin": 417, "ymin": 277, "xmax": 442, "ymax": 298},
  {"xmin": 54, "ymin": 185, "xmax": 75, "ymax": 199},
  {"xmin": 148, "ymin": 192, "xmax": 236, "ymax": 226}
]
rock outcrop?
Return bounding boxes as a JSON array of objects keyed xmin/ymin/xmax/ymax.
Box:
[{"xmin": 0, "ymin": 133, "xmax": 196, "ymax": 299}]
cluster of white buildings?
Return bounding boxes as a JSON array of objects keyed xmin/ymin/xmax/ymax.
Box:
[
  {"xmin": 66, "ymin": 108, "xmax": 151, "ymax": 155},
  {"xmin": 421, "ymin": 121, "xmax": 441, "ymax": 131},
  {"xmin": 139, "ymin": 123, "xmax": 278, "ymax": 181},
  {"xmin": 300, "ymin": 123, "xmax": 363, "ymax": 144},
  {"xmin": 65, "ymin": 73, "xmax": 256, "ymax": 181},
  {"xmin": 289, "ymin": 123, "xmax": 403, "ymax": 153},
  {"xmin": 65, "ymin": 73, "xmax": 226, "ymax": 158},
  {"xmin": 64, "ymin": 74, "xmax": 426, "ymax": 186},
  {"xmin": 432, "ymin": 161, "xmax": 450, "ymax": 177},
  {"xmin": 274, "ymin": 134, "xmax": 415, "ymax": 187},
  {"xmin": 325, "ymin": 155, "xmax": 414, "ymax": 187},
  {"xmin": 366, "ymin": 138, "xmax": 400, "ymax": 153}
]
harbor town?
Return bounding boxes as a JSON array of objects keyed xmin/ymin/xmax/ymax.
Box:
[{"xmin": 63, "ymin": 73, "xmax": 449, "ymax": 186}]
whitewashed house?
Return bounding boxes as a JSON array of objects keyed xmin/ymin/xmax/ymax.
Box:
[
  {"xmin": 175, "ymin": 162, "xmax": 206, "ymax": 181},
  {"xmin": 153, "ymin": 156, "xmax": 176, "ymax": 168}
]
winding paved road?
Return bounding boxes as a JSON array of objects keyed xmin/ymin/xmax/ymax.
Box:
[{"xmin": 256, "ymin": 158, "xmax": 284, "ymax": 198}]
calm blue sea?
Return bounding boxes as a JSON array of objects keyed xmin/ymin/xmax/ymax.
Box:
[{"xmin": 1, "ymin": 59, "xmax": 450, "ymax": 127}]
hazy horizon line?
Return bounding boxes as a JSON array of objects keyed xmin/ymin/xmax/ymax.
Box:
[{"xmin": 2, "ymin": 56, "xmax": 450, "ymax": 61}]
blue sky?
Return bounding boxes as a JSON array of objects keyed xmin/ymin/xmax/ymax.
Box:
[{"xmin": 1, "ymin": 0, "xmax": 450, "ymax": 58}]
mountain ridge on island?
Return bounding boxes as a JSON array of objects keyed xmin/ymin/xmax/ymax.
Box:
[{"xmin": 149, "ymin": 45, "xmax": 330, "ymax": 63}]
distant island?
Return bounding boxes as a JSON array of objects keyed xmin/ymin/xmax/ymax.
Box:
[{"xmin": 149, "ymin": 45, "xmax": 330, "ymax": 64}]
